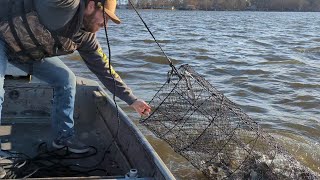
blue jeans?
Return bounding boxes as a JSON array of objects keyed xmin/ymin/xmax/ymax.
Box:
[{"xmin": 0, "ymin": 42, "xmax": 76, "ymax": 141}]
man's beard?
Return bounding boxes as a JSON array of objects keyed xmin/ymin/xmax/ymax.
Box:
[{"xmin": 83, "ymin": 10, "xmax": 99, "ymax": 33}]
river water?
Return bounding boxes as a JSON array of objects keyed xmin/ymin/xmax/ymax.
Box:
[{"xmin": 63, "ymin": 10, "xmax": 320, "ymax": 179}]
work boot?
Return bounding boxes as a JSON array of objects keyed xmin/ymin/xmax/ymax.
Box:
[{"xmin": 52, "ymin": 136, "xmax": 90, "ymax": 154}]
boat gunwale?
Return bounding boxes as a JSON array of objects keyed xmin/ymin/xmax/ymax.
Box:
[{"xmin": 97, "ymin": 85, "xmax": 175, "ymax": 180}]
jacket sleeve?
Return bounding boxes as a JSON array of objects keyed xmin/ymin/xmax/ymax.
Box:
[{"xmin": 75, "ymin": 31, "xmax": 138, "ymax": 105}]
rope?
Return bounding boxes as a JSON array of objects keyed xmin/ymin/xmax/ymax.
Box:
[
  {"xmin": 0, "ymin": 143, "xmax": 109, "ymax": 178},
  {"xmin": 102, "ymin": 1, "xmax": 121, "ymax": 153},
  {"xmin": 128, "ymin": 0, "xmax": 181, "ymax": 78}
]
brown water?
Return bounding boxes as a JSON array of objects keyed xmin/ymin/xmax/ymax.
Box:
[{"xmin": 63, "ymin": 10, "xmax": 320, "ymax": 179}]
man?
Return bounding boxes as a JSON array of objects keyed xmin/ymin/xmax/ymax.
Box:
[{"xmin": 0, "ymin": 0, "xmax": 151, "ymax": 154}]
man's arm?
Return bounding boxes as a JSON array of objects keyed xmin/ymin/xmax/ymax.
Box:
[
  {"xmin": 75, "ymin": 31, "xmax": 151, "ymax": 116},
  {"xmin": 80, "ymin": 47, "xmax": 138, "ymax": 105}
]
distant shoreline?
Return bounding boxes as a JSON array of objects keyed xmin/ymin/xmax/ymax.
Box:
[{"xmin": 118, "ymin": 7, "xmax": 320, "ymax": 13}]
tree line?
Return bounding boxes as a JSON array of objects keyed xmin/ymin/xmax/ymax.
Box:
[{"xmin": 131, "ymin": 0, "xmax": 320, "ymax": 11}]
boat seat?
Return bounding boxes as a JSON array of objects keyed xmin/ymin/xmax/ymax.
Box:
[
  {"xmin": 2, "ymin": 63, "xmax": 52, "ymax": 123},
  {"xmin": 5, "ymin": 63, "xmax": 32, "ymax": 82}
]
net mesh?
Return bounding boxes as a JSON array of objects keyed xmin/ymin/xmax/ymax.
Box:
[{"xmin": 141, "ymin": 64, "xmax": 319, "ymax": 179}]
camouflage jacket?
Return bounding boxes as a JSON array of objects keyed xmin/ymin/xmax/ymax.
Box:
[{"xmin": 0, "ymin": 0, "xmax": 137, "ymax": 105}]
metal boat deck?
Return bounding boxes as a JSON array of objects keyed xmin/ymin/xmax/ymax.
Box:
[{"xmin": 0, "ymin": 64, "xmax": 174, "ymax": 179}]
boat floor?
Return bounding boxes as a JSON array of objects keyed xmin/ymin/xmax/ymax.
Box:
[{"xmin": 0, "ymin": 120, "xmax": 124, "ymax": 178}]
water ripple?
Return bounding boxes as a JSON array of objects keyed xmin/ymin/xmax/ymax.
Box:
[{"xmin": 62, "ymin": 10, "xmax": 320, "ymax": 177}]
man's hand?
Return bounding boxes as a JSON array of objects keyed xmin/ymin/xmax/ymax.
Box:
[{"xmin": 130, "ymin": 99, "xmax": 151, "ymax": 116}]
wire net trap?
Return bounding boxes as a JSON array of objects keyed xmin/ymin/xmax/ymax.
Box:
[{"xmin": 141, "ymin": 64, "xmax": 319, "ymax": 180}]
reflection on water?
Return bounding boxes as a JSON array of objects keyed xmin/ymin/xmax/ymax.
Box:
[
  {"xmin": 64, "ymin": 10, "xmax": 320, "ymax": 179},
  {"xmin": 145, "ymin": 135, "xmax": 207, "ymax": 180}
]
